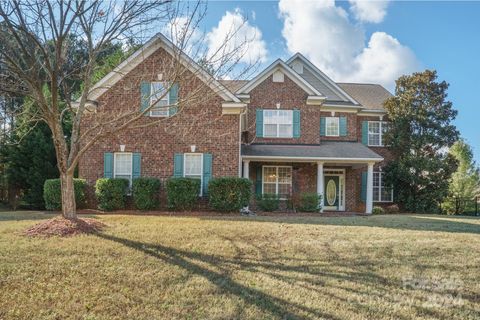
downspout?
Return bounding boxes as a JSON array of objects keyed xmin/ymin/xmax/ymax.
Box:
[{"xmin": 238, "ymin": 107, "xmax": 247, "ymax": 177}]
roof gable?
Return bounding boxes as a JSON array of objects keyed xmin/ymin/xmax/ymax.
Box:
[
  {"xmin": 236, "ymin": 59, "xmax": 324, "ymax": 97},
  {"xmin": 286, "ymin": 53, "xmax": 358, "ymax": 105},
  {"xmin": 87, "ymin": 33, "xmax": 240, "ymax": 103}
]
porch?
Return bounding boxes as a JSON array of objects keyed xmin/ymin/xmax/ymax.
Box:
[{"xmin": 241, "ymin": 142, "xmax": 384, "ymax": 214}]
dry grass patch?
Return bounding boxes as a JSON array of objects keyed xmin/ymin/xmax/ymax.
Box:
[{"xmin": 0, "ymin": 211, "xmax": 479, "ymax": 319}]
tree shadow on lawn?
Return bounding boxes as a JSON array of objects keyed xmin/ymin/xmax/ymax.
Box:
[
  {"xmin": 95, "ymin": 232, "xmax": 349, "ymax": 320},
  {"xmin": 94, "ymin": 232, "xmax": 473, "ymax": 319},
  {"xmin": 199, "ymin": 214, "xmax": 480, "ymax": 235}
]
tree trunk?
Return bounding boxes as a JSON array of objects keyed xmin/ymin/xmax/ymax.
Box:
[{"xmin": 60, "ymin": 172, "xmax": 77, "ymax": 219}]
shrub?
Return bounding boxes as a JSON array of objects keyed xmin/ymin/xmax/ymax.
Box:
[
  {"xmin": 43, "ymin": 178, "xmax": 86, "ymax": 210},
  {"xmin": 256, "ymin": 194, "xmax": 280, "ymax": 212},
  {"xmin": 298, "ymin": 193, "xmax": 322, "ymax": 212},
  {"xmin": 384, "ymin": 204, "xmax": 400, "ymax": 214},
  {"xmin": 166, "ymin": 177, "xmax": 200, "ymax": 211},
  {"xmin": 132, "ymin": 177, "xmax": 161, "ymax": 210},
  {"xmin": 95, "ymin": 178, "xmax": 129, "ymax": 211},
  {"xmin": 372, "ymin": 206, "xmax": 385, "ymax": 215},
  {"xmin": 208, "ymin": 177, "xmax": 252, "ymax": 212}
]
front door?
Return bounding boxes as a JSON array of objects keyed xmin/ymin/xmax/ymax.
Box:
[{"xmin": 324, "ymin": 176, "xmax": 339, "ymax": 210}]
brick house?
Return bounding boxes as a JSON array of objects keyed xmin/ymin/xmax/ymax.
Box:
[{"xmin": 79, "ymin": 34, "xmax": 395, "ymax": 213}]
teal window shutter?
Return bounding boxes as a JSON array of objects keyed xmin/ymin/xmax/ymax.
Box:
[
  {"xmin": 173, "ymin": 153, "xmax": 184, "ymax": 177},
  {"xmin": 104, "ymin": 153, "xmax": 113, "ymax": 178},
  {"xmin": 256, "ymin": 109, "xmax": 263, "ymax": 137},
  {"xmin": 361, "ymin": 121, "xmax": 368, "ymax": 145},
  {"xmin": 361, "ymin": 171, "xmax": 367, "ymax": 202},
  {"xmin": 293, "ymin": 109, "xmax": 301, "ymax": 138},
  {"xmin": 132, "ymin": 153, "xmax": 141, "ymax": 180},
  {"xmin": 169, "ymin": 82, "xmax": 179, "ymax": 116},
  {"xmin": 202, "ymin": 153, "xmax": 212, "ymax": 195},
  {"xmin": 339, "ymin": 117, "xmax": 347, "ymax": 136},
  {"xmin": 140, "ymin": 81, "xmax": 151, "ymax": 113},
  {"xmin": 320, "ymin": 117, "xmax": 326, "ymax": 136},
  {"xmin": 255, "ymin": 166, "xmax": 262, "ymax": 195}
]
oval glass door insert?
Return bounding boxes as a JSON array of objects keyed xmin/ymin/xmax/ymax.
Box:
[{"xmin": 326, "ymin": 179, "xmax": 337, "ymax": 206}]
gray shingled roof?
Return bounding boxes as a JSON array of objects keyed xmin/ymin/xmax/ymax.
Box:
[
  {"xmin": 337, "ymin": 83, "xmax": 392, "ymax": 110},
  {"xmin": 242, "ymin": 142, "xmax": 382, "ymax": 160},
  {"xmin": 218, "ymin": 80, "xmax": 249, "ymax": 93},
  {"xmin": 219, "ymin": 80, "xmax": 392, "ymax": 111}
]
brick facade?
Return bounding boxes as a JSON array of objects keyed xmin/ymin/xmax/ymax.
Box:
[
  {"xmin": 79, "ymin": 41, "xmax": 395, "ymax": 212},
  {"xmin": 242, "ymin": 73, "xmax": 395, "ymax": 212},
  {"xmin": 79, "ymin": 47, "xmax": 240, "ymax": 207}
]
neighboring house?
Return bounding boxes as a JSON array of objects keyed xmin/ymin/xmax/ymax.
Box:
[{"xmin": 79, "ymin": 34, "xmax": 394, "ymax": 213}]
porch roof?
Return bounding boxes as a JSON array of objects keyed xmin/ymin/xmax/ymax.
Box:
[{"xmin": 241, "ymin": 142, "xmax": 383, "ymax": 162}]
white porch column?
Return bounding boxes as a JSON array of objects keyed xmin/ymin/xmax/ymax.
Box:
[
  {"xmin": 243, "ymin": 160, "xmax": 250, "ymax": 179},
  {"xmin": 366, "ymin": 162, "xmax": 374, "ymax": 214},
  {"xmin": 317, "ymin": 162, "xmax": 324, "ymax": 212}
]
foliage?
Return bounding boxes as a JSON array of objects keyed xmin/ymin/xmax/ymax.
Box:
[
  {"xmin": 43, "ymin": 178, "xmax": 86, "ymax": 211},
  {"xmin": 132, "ymin": 177, "xmax": 161, "ymax": 211},
  {"xmin": 297, "ymin": 193, "xmax": 322, "ymax": 212},
  {"xmin": 447, "ymin": 140, "xmax": 480, "ymax": 198},
  {"xmin": 372, "ymin": 206, "xmax": 385, "ymax": 215},
  {"xmin": 166, "ymin": 178, "xmax": 200, "ymax": 211},
  {"xmin": 208, "ymin": 177, "xmax": 252, "ymax": 212},
  {"xmin": 256, "ymin": 194, "xmax": 280, "ymax": 212},
  {"xmin": 384, "ymin": 70, "xmax": 459, "ymax": 213},
  {"xmin": 95, "ymin": 178, "xmax": 129, "ymax": 211},
  {"xmin": 1, "ymin": 103, "xmax": 59, "ymax": 208}
]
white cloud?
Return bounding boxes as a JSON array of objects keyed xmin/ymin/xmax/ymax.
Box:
[
  {"xmin": 206, "ymin": 9, "xmax": 268, "ymax": 65},
  {"xmin": 348, "ymin": 0, "xmax": 390, "ymax": 23},
  {"xmin": 348, "ymin": 32, "xmax": 418, "ymax": 86},
  {"xmin": 278, "ymin": 0, "xmax": 420, "ymax": 90}
]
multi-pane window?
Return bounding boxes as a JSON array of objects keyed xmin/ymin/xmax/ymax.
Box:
[
  {"xmin": 150, "ymin": 82, "xmax": 169, "ymax": 117},
  {"xmin": 184, "ymin": 153, "xmax": 203, "ymax": 194},
  {"xmin": 262, "ymin": 166, "xmax": 292, "ymax": 198},
  {"xmin": 326, "ymin": 117, "xmax": 339, "ymax": 136},
  {"xmin": 373, "ymin": 172, "xmax": 393, "ymax": 202},
  {"xmin": 368, "ymin": 121, "xmax": 389, "ymax": 146},
  {"xmin": 263, "ymin": 110, "xmax": 293, "ymax": 138},
  {"xmin": 114, "ymin": 153, "xmax": 132, "ymax": 185}
]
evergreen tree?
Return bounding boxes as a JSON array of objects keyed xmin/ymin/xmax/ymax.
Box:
[{"xmin": 384, "ymin": 70, "xmax": 459, "ymax": 213}]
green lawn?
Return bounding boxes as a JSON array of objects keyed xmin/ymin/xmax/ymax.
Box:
[{"xmin": 0, "ymin": 211, "xmax": 479, "ymax": 320}]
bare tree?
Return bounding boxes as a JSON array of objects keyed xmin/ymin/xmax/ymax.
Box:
[{"xmin": 0, "ymin": 0, "xmax": 258, "ymax": 219}]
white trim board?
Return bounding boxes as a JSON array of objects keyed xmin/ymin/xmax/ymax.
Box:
[
  {"xmin": 84, "ymin": 33, "xmax": 240, "ymax": 103},
  {"xmin": 236, "ymin": 59, "xmax": 324, "ymax": 97},
  {"xmin": 286, "ymin": 53, "xmax": 359, "ymax": 105}
]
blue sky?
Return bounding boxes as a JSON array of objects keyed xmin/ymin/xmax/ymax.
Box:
[{"xmin": 197, "ymin": 1, "xmax": 480, "ymax": 162}]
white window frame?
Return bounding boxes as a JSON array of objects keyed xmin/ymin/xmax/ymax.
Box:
[
  {"xmin": 262, "ymin": 165, "xmax": 292, "ymax": 199},
  {"xmin": 150, "ymin": 81, "xmax": 170, "ymax": 117},
  {"xmin": 373, "ymin": 171, "xmax": 393, "ymax": 203},
  {"xmin": 183, "ymin": 153, "xmax": 203, "ymax": 196},
  {"xmin": 325, "ymin": 117, "xmax": 340, "ymax": 137},
  {"xmin": 368, "ymin": 121, "xmax": 389, "ymax": 147},
  {"xmin": 263, "ymin": 109, "xmax": 293, "ymax": 138},
  {"xmin": 113, "ymin": 152, "xmax": 133, "ymax": 186}
]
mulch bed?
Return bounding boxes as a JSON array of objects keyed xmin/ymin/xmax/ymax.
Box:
[{"xmin": 23, "ymin": 217, "xmax": 106, "ymax": 237}]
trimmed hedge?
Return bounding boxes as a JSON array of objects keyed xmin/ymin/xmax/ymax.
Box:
[
  {"xmin": 256, "ymin": 194, "xmax": 280, "ymax": 212},
  {"xmin": 132, "ymin": 177, "xmax": 161, "ymax": 210},
  {"xmin": 43, "ymin": 178, "xmax": 86, "ymax": 210},
  {"xmin": 297, "ymin": 193, "xmax": 322, "ymax": 212},
  {"xmin": 95, "ymin": 178, "xmax": 129, "ymax": 211},
  {"xmin": 166, "ymin": 177, "xmax": 200, "ymax": 211},
  {"xmin": 208, "ymin": 177, "xmax": 252, "ymax": 212}
]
